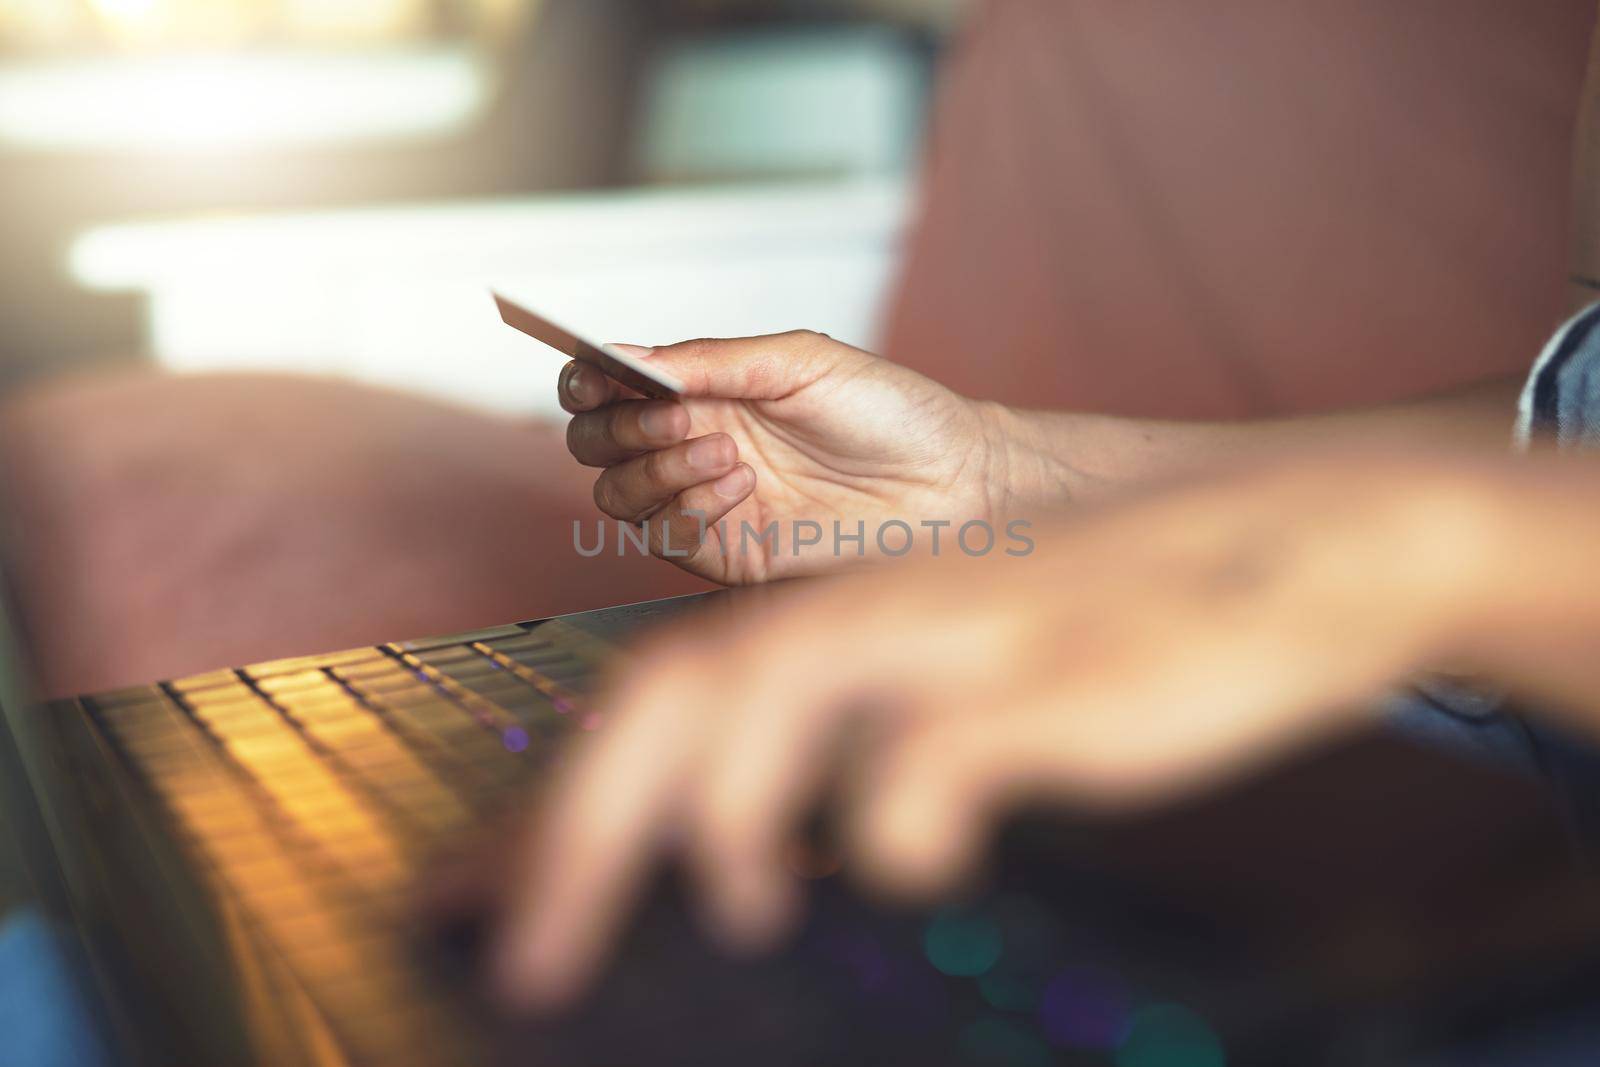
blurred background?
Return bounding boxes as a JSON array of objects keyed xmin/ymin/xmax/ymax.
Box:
[
  {"xmin": 5, "ymin": 7, "xmax": 1600, "ymax": 1064},
  {"xmin": 0, "ymin": 0, "xmax": 960, "ymax": 415}
]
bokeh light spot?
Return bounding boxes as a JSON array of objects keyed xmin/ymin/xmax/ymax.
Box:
[
  {"xmin": 1116, "ymin": 1004, "xmax": 1225, "ymax": 1067},
  {"xmin": 922, "ymin": 908, "xmax": 1003, "ymax": 978},
  {"xmin": 977, "ymin": 971, "xmax": 1038, "ymax": 1013},
  {"xmin": 831, "ymin": 933, "xmax": 889, "ymax": 992},
  {"xmin": 960, "ymin": 1016, "xmax": 1054, "ymax": 1067},
  {"xmin": 1038, "ymin": 966, "xmax": 1132, "ymax": 1050}
]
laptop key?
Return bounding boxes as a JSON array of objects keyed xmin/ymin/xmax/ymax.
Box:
[
  {"xmin": 88, "ymin": 685, "xmax": 172, "ymax": 707},
  {"xmin": 187, "ymin": 700, "xmax": 277, "ymax": 726},
  {"xmin": 170, "ymin": 669, "xmax": 244, "ymax": 693},
  {"xmin": 331, "ymin": 657, "xmax": 412, "ymax": 682},
  {"xmin": 378, "ymin": 672, "xmax": 437, "ymax": 694},
  {"xmin": 246, "ymin": 646, "xmax": 386, "ymax": 678},
  {"xmin": 390, "ymin": 625, "xmax": 527, "ymax": 653},
  {"xmin": 205, "ymin": 717, "xmax": 300, "ymax": 744},
  {"xmin": 283, "ymin": 701, "xmax": 365, "ymax": 726},
  {"xmin": 410, "ymin": 645, "xmax": 483, "ymax": 667},
  {"xmin": 433, "ymin": 660, "xmax": 513, "ymax": 684},
  {"xmin": 257, "ymin": 669, "xmax": 338, "ymax": 696},
  {"xmin": 302, "ymin": 717, "xmax": 395, "ymax": 751},
  {"xmin": 109, "ymin": 721, "xmax": 202, "ymax": 751},
  {"xmin": 495, "ymin": 648, "xmax": 583, "ymax": 673},
  {"xmin": 452, "ymin": 673, "xmax": 543, "ymax": 702},
  {"xmin": 480, "ymin": 631, "xmax": 555, "ymax": 652}
]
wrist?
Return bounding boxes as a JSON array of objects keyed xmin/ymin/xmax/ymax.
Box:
[
  {"xmin": 1382, "ymin": 458, "xmax": 1516, "ymax": 666},
  {"xmin": 1427, "ymin": 456, "xmax": 1600, "ymax": 665},
  {"xmin": 972, "ymin": 402, "xmax": 1083, "ymax": 518},
  {"xmin": 1359, "ymin": 452, "xmax": 1600, "ymax": 683}
]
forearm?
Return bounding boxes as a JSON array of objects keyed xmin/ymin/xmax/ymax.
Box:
[
  {"xmin": 1434, "ymin": 459, "xmax": 1600, "ymax": 731},
  {"xmin": 983, "ymin": 376, "xmax": 1524, "ymax": 509}
]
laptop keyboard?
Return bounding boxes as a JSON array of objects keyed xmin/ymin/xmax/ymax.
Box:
[{"xmin": 82, "ymin": 620, "xmax": 609, "ymax": 1066}]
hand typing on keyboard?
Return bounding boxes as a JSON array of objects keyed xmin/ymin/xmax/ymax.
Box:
[{"xmin": 491, "ymin": 452, "xmax": 1538, "ymax": 1010}]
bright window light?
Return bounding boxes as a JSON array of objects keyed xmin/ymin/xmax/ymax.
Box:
[
  {"xmin": 67, "ymin": 180, "xmax": 910, "ymax": 418},
  {"xmin": 89, "ymin": 0, "xmax": 161, "ymax": 23},
  {"xmin": 0, "ymin": 47, "xmax": 490, "ymax": 151}
]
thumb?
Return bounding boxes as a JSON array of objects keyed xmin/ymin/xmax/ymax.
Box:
[{"xmin": 615, "ymin": 331, "xmax": 867, "ymax": 401}]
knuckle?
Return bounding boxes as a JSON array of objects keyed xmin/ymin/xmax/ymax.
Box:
[
  {"xmin": 783, "ymin": 329, "xmax": 829, "ymax": 356},
  {"xmin": 592, "ymin": 476, "xmax": 628, "ymax": 519},
  {"xmin": 852, "ymin": 789, "xmax": 968, "ymax": 898},
  {"xmin": 607, "ymin": 403, "xmax": 638, "ymax": 447},
  {"xmin": 640, "ymin": 447, "xmax": 672, "ymax": 487},
  {"xmin": 778, "ymin": 329, "xmax": 847, "ymax": 376},
  {"xmin": 566, "ymin": 415, "xmax": 600, "ymax": 461},
  {"xmin": 601, "ymin": 404, "xmax": 627, "ymax": 447},
  {"xmin": 692, "ymin": 783, "xmax": 758, "ymax": 848}
]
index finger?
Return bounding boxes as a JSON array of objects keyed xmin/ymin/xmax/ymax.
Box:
[
  {"xmin": 645, "ymin": 331, "xmax": 866, "ymax": 400},
  {"xmin": 559, "ymin": 360, "xmax": 640, "ymax": 414},
  {"xmin": 492, "ymin": 654, "xmax": 711, "ymax": 1010}
]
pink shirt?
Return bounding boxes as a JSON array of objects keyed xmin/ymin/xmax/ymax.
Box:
[{"xmin": 883, "ymin": 0, "xmax": 1594, "ymax": 417}]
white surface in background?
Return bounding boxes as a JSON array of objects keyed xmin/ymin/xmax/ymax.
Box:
[
  {"xmin": 0, "ymin": 47, "xmax": 488, "ymax": 151},
  {"xmin": 70, "ymin": 179, "xmax": 911, "ymax": 419},
  {"xmin": 638, "ymin": 27, "xmax": 926, "ymax": 182}
]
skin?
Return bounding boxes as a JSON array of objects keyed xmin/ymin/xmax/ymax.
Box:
[
  {"xmin": 489, "ymin": 383, "xmax": 1600, "ymax": 1008},
  {"xmin": 560, "ymin": 332, "xmax": 1522, "ymax": 584},
  {"xmin": 560, "ymin": 333, "xmax": 1005, "ymax": 584},
  {"xmin": 478, "ymin": 7, "xmax": 1600, "ymax": 1014}
]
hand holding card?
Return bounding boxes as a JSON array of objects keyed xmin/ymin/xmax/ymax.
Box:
[{"xmin": 544, "ymin": 321, "xmax": 1003, "ymax": 588}]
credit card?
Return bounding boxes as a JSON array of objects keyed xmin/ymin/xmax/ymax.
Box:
[{"xmin": 492, "ymin": 292, "xmax": 685, "ymax": 401}]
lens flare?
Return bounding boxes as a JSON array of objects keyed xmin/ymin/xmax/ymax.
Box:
[
  {"xmin": 1116, "ymin": 1004, "xmax": 1225, "ymax": 1067},
  {"xmin": 1038, "ymin": 966, "xmax": 1132, "ymax": 1050},
  {"xmin": 959, "ymin": 1017, "xmax": 1053, "ymax": 1067},
  {"xmin": 922, "ymin": 908, "xmax": 1003, "ymax": 978}
]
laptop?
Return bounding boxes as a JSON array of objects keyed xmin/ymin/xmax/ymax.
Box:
[
  {"xmin": 7, "ymin": 578, "xmax": 1182, "ymax": 1067},
  {"xmin": 3, "ymin": 577, "xmax": 1188, "ymax": 1067},
  {"xmin": 0, "ymin": 562, "xmax": 711, "ymax": 1063},
  {"xmin": 5, "ymin": 514, "xmax": 1600, "ymax": 1064}
]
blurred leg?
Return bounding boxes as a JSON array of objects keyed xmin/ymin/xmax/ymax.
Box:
[{"xmin": 0, "ymin": 372, "xmax": 709, "ymax": 697}]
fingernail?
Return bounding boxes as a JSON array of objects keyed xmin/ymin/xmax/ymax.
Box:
[
  {"xmin": 713, "ymin": 465, "xmax": 752, "ymax": 498},
  {"xmin": 491, "ymin": 939, "xmax": 532, "ymax": 1003},
  {"xmin": 565, "ymin": 365, "xmax": 595, "ymax": 406},
  {"xmin": 687, "ymin": 435, "xmax": 732, "ymax": 472},
  {"xmin": 639, "ymin": 406, "xmax": 683, "ymax": 441},
  {"xmin": 607, "ymin": 343, "xmax": 655, "ymax": 359},
  {"xmin": 491, "ymin": 928, "xmax": 564, "ymax": 1012},
  {"xmin": 706, "ymin": 872, "xmax": 797, "ymax": 956}
]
